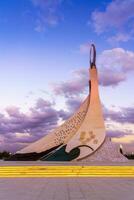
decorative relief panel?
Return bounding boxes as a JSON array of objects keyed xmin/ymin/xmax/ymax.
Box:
[
  {"xmin": 79, "ymin": 131, "xmax": 98, "ymax": 145},
  {"xmin": 54, "ymin": 110, "xmax": 87, "ymax": 145}
]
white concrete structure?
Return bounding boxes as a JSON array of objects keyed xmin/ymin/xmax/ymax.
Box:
[
  {"xmin": 66, "ymin": 62, "xmax": 105, "ymax": 160},
  {"xmin": 15, "ymin": 44, "xmax": 106, "ymax": 161},
  {"xmin": 12, "ymin": 45, "xmax": 126, "ymax": 161}
]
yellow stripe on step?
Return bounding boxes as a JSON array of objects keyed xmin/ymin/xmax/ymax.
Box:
[{"xmin": 0, "ymin": 166, "xmax": 134, "ymax": 177}]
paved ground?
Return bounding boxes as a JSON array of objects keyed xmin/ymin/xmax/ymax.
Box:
[
  {"xmin": 1, "ymin": 161, "xmax": 134, "ymax": 166},
  {"xmin": 0, "ymin": 161, "xmax": 134, "ymax": 200},
  {"xmin": 0, "ymin": 177, "xmax": 134, "ymax": 200}
]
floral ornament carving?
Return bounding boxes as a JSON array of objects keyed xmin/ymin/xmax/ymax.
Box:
[{"xmin": 79, "ymin": 131, "xmax": 98, "ymax": 145}]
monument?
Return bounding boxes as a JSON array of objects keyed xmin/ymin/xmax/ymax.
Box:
[{"xmin": 8, "ymin": 44, "xmax": 127, "ymax": 162}]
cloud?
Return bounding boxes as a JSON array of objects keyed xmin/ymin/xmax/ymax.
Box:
[
  {"xmin": 53, "ymin": 67, "xmax": 125, "ymax": 96},
  {"xmin": 31, "ymin": 0, "xmax": 64, "ymax": 32},
  {"xmin": 0, "ymin": 96, "xmax": 82, "ymax": 152},
  {"xmin": 53, "ymin": 47, "xmax": 134, "ymax": 97},
  {"xmin": 99, "ymin": 68, "xmax": 126, "ymax": 86},
  {"xmin": 0, "ymin": 98, "xmax": 62, "ymax": 152},
  {"xmin": 0, "ymin": 95, "xmax": 134, "ymax": 152},
  {"xmin": 104, "ymin": 106, "xmax": 134, "ymax": 146},
  {"xmin": 104, "ymin": 106, "xmax": 134, "ymax": 124},
  {"xmin": 52, "ymin": 68, "xmax": 88, "ymax": 97},
  {"xmin": 35, "ymin": 97, "xmax": 54, "ymax": 109},
  {"xmin": 79, "ymin": 45, "xmax": 134, "ymax": 72},
  {"xmin": 98, "ymin": 47, "xmax": 134, "ymax": 85},
  {"xmin": 106, "ymin": 130, "xmax": 130, "ymax": 138},
  {"xmin": 91, "ymin": 0, "xmax": 134, "ymax": 43},
  {"xmin": 65, "ymin": 98, "xmax": 82, "ymax": 112},
  {"xmin": 112, "ymin": 135, "xmax": 134, "ymax": 144},
  {"xmin": 98, "ymin": 48, "xmax": 134, "ymax": 72},
  {"xmin": 107, "ymin": 33, "xmax": 132, "ymax": 45}
]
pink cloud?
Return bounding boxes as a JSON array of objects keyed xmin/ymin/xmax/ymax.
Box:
[
  {"xmin": 31, "ymin": 0, "xmax": 64, "ymax": 32},
  {"xmin": 91, "ymin": 0, "xmax": 134, "ymax": 42}
]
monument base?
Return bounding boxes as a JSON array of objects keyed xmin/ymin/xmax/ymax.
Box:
[{"xmin": 78, "ymin": 137, "xmax": 127, "ymax": 162}]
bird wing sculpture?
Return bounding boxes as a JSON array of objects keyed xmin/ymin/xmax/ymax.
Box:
[
  {"xmin": 42, "ymin": 44, "xmax": 105, "ymax": 161},
  {"xmin": 9, "ymin": 44, "xmax": 105, "ymax": 161}
]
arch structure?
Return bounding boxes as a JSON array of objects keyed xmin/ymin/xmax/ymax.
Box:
[{"xmin": 8, "ymin": 44, "xmax": 106, "ymax": 161}]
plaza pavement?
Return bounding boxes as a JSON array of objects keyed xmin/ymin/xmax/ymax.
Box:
[{"xmin": 0, "ymin": 161, "xmax": 134, "ymax": 200}]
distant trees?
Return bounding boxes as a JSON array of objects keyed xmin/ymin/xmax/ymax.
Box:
[
  {"xmin": 0, "ymin": 151, "xmax": 11, "ymax": 160},
  {"xmin": 124, "ymin": 153, "xmax": 134, "ymax": 160}
]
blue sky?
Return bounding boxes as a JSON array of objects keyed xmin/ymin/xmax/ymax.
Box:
[{"xmin": 0, "ymin": 0, "xmax": 134, "ymax": 152}]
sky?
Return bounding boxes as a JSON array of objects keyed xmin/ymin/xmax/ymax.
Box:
[{"xmin": 0, "ymin": 0, "xmax": 134, "ymax": 153}]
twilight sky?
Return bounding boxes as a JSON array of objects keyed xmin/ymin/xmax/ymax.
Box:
[{"xmin": 0, "ymin": 0, "xmax": 134, "ymax": 152}]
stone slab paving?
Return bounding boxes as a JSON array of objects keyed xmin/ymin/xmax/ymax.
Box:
[
  {"xmin": 0, "ymin": 161, "xmax": 134, "ymax": 200},
  {"xmin": 0, "ymin": 177, "xmax": 134, "ymax": 200},
  {"xmin": 1, "ymin": 161, "xmax": 134, "ymax": 166}
]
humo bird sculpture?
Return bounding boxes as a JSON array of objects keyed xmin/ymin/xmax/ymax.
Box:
[{"xmin": 8, "ymin": 44, "xmax": 106, "ymax": 161}]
